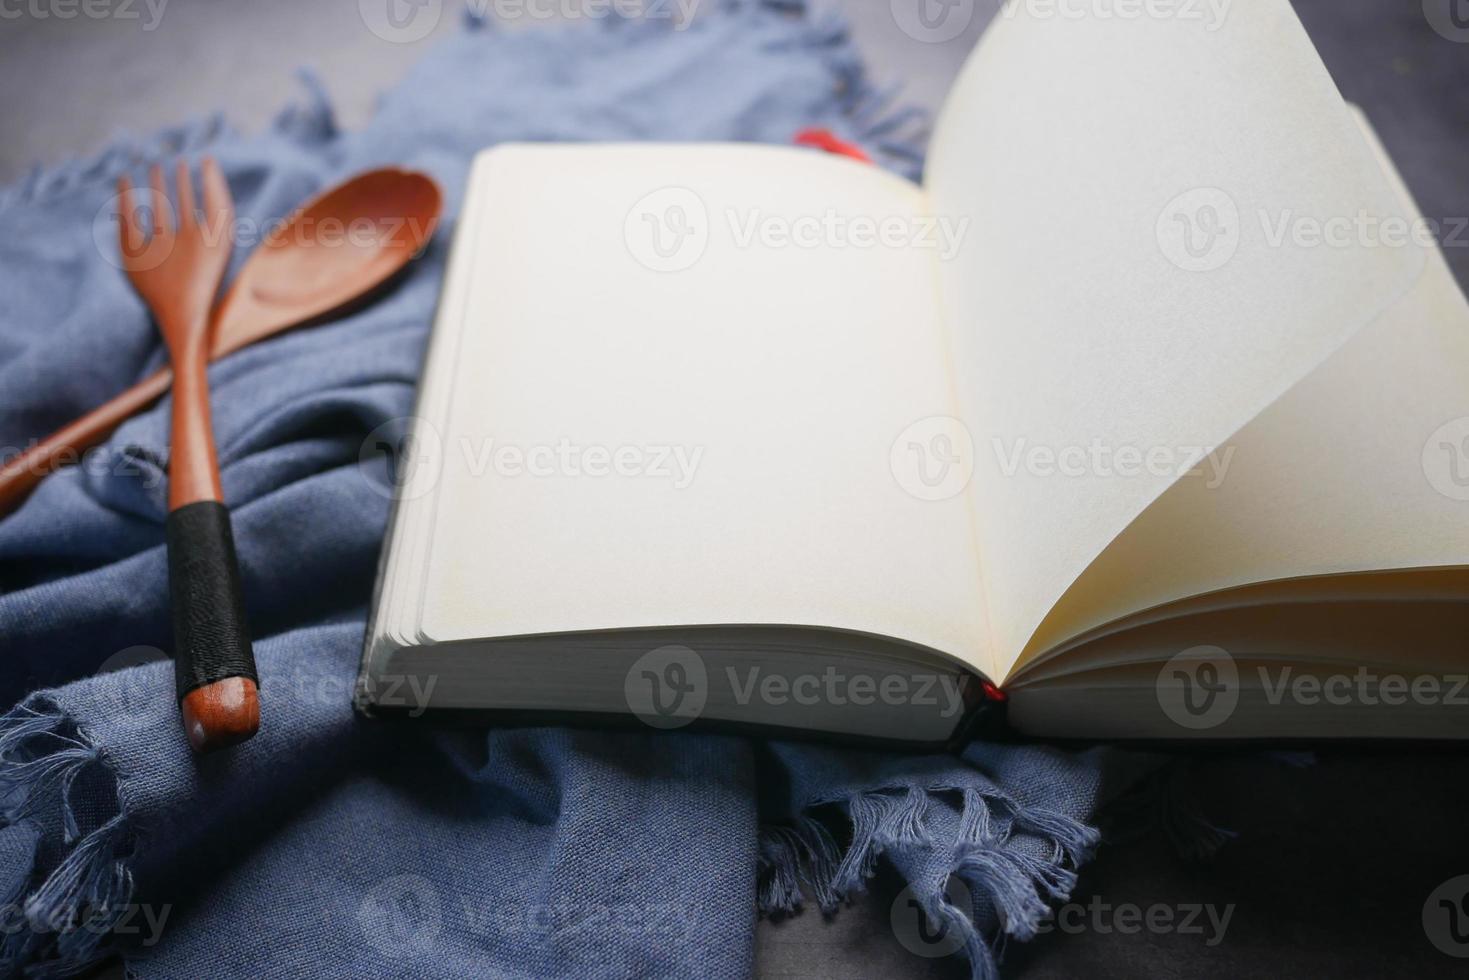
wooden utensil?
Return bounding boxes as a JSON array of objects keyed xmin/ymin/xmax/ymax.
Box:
[
  {"xmin": 0, "ymin": 168, "xmax": 443, "ymax": 516},
  {"xmin": 119, "ymin": 158, "xmax": 258, "ymax": 753}
]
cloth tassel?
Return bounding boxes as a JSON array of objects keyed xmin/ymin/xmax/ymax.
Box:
[
  {"xmin": 0, "ymin": 700, "xmax": 135, "ymax": 978},
  {"xmin": 757, "ymin": 784, "xmax": 1101, "ymax": 980}
]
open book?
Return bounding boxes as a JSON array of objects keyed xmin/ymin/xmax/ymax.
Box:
[{"xmin": 358, "ymin": 0, "xmax": 1469, "ymax": 745}]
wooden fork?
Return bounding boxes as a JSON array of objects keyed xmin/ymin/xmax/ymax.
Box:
[{"xmin": 118, "ymin": 159, "xmax": 260, "ymax": 753}]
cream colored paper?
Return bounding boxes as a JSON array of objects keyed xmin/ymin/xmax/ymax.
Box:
[
  {"xmin": 415, "ymin": 144, "xmax": 995, "ymax": 676},
  {"xmin": 1018, "ymin": 117, "xmax": 1469, "ymax": 670},
  {"xmin": 924, "ymin": 0, "xmax": 1428, "ymax": 674}
]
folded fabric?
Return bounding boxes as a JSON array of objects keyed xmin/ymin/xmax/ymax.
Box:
[{"xmin": 0, "ymin": 4, "xmax": 1149, "ymax": 977}]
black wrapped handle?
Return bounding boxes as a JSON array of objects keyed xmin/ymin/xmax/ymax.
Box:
[{"xmin": 165, "ymin": 500, "xmax": 258, "ymax": 697}]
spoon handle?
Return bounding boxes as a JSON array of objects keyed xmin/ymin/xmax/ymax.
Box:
[{"xmin": 0, "ymin": 368, "xmax": 173, "ymax": 516}]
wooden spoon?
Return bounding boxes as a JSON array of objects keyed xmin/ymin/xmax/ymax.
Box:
[{"xmin": 0, "ymin": 167, "xmax": 443, "ymax": 516}]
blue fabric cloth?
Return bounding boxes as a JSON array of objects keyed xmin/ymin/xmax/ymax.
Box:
[{"xmin": 0, "ymin": 5, "xmax": 1142, "ymax": 977}]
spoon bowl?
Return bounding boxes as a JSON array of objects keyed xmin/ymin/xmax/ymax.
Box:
[{"xmin": 212, "ymin": 168, "xmax": 442, "ymax": 356}]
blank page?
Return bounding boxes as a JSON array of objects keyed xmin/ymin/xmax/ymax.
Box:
[
  {"xmin": 924, "ymin": 0, "xmax": 1427, "ymax": 673},
  {"xmin": 416, "ymin": 145, "xmax": 995, "ymax": 677},
  {"xmin": 1017, "ymin": 109, "xmax": 1469, "ymax": 667}
]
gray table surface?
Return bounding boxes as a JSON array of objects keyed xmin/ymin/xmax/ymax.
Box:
[{"xmin": 5, "ymin": 2, "xmax": 1467, "ymax": 978}]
